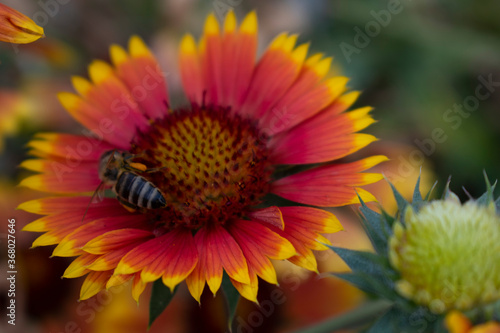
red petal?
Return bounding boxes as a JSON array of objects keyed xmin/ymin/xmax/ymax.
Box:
[
  {"xmin": 269, "ymin": 107, "xmax": 376, "ymax": 165},
  {"xmin": 179, "ymin": 34, "xmax": 204, "ymax": 104},
  {"xmin": 26, "ymin": 133, "xmax": 115, "ymax": 161},
  {"xmin": 19, "ymin": 158, "xmax": 101, "ymax": 194},
  {"xmin": 112, "ymin": 36, "xmax": 169, "ymax": 120},
  {"xmin": 220, "ymin": 11, "xmax": 257, "ymax": 109},
  {"xmin": 58, "ymin": 92, "xmax": 131, "ymax": 149},
  {"xmin": 260, "ymin": 73, "xmax": 347, "ymax": 137},
  {"xmin": 267, "ymin": 207, "xmax": 343, "ymax": 272},
  {"xmin": 18, "ymin": 196, "xmax": 121, "ymax": 215},
  {"xmin": 240, "ymin": 34, "xmax": 307, "ymax": 118},
  {"xmin": 229, "ymin": 220, "xmax": 295, "ymax": 259},
  {"xmin": 279, "ymin": 206, "xmax": 343, "ymax": 234},
  {"xmin": 83, "ymin": 229, "xmax": 153, "ymax": 254},
  {"xmin": 53, "ymin": 214, "xmax": 147, "ymax": 257},
  {"xmin": 73, "ymin": 70, "xmax": 150, "ymax": 134},
  {"xmin": 138, "ymin": 229, "xmax": 198, "ymax": 291},
  {"xmin": 230, "ymin": 268, "xmax": 259, "ymax": 302},
  {"xmin": 80, "ymin": 270, "xmax": 113, "ymax": 300},
  {"xmin": 272, "ymin": 156, "xmax": 386, "ymax": 207},
  {"xmin": 161, "ymin": 229, "xmax": 198, "ymax": 291},
  {"xmin": 186, "ymin": 262, "xmax": 205, "ymax": 303},
  {"xmin": 116, "ymin": 228, "xmax": 198, "ymax": 293},
  {"xmin": 115, "ymin": 233, "xmax": 171, "ymax": 276},
  {"xmin": 228, "ymin": 221, "xmax": 294, "ymax": 285},
  {"xmin": 199, "ymin": 14, "xmax": 223, "ymax": 106},
  {"xmin": 63, "ymin": 253, "xmax": 98, "ymax": 278},
  {"xmin": 247, "ymin": 206, "xmax": 284, "ymax": 230},
  {"xmin": 132, "ymin": 272, "xmax": 147, "ymax": 302},
  {"xmin": 88, "ymin": 243, "xmax": 139, "ymax": 271},
  {"xmin": 195, "ymin": 225, "xmax": 250, "ymax": 295}
]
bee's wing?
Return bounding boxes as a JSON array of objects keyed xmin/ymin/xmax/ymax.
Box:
[
  {"xmin": 92, "ymin": 182, "xmax": 107, "ymax": 203},
  {"xmin": 82, "ymin": 181, "xmax": 106, "ymax": 222}
]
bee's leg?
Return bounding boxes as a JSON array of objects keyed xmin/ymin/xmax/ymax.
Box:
[
  {"xmin": 126, "ymin": 162, "xmax": 148, "ymax": 172},
  {"xmin": 123, "ymin": 151, "xmax": 149, "ymax": 164},
  {"xmin": 117, "ymin": 197, "xmax": 138, "ymax": 213},
  {"xmin": 122, "ymin": 152, "xmax": 148, "ymax": 171},
  {"xmin": 122, "ymin": 151, "xmax": 140, "ymax": 160},
  {"xmin": 144, "ymin": 166, "xmax": 168, "ymax": 173}
]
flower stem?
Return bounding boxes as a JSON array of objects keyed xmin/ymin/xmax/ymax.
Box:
[{"xmin": 291, "ymin": 299, "xmax": 394, "ymax": 333}]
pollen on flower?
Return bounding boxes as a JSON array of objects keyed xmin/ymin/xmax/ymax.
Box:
[
  {"xmin": 130, "ymin": 104, "xmax": 273, "ymax": 230},
  {"xmin": 389, "ymin": 198, "xmax": 500, "ymax": 314}
]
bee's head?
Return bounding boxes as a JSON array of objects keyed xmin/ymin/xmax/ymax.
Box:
[{"xmin": 98, "ymin": 150, "xmax": 124, "ymax": 182}]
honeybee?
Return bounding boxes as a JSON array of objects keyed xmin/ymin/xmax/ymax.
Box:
[
  {"xmin": 99, "ymin": 150, "xmax": 167, "ymax": 210},
  {"xmin": 83, "ymin": 150, "xmax": 167, "ymax": 221}
]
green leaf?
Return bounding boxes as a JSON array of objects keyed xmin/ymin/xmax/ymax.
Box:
[
  {"xmin": 424, "ymin": 180, "xmax": 438, "ymax": 201},
  {"xmin": 290, "ymin": 300, "xmax": 393, "ymax": 333},
  {"xmin": 334, "ymin": 272, "xmax": 395, "ymax": 300},
  {"xmin": 328, "ymin": 246, "xmax": 398, "ymax": 300},
  {"xmin": 495, "ymin": 196, "xmax": 500, "ymax": 213},
  {"xmin": 443, "ymin": 180, "xmax": 461, "ymax": 203},
  {"xmin": 442, "ymin": 176, "xmax": 454, "ymax": 200},
  {"xmin": 366, "ymin": 307, "xmax": 400, "ymax": 333},
  {"xmin": 381, "ymin": 209, "xmax": 396, "ymax": 229},
  {"xmin": 329, "ymin": 246, "xmax": 386, "ymax": 276},
  {"xmin": 222, "ymin": 273, "xmax": 240, "ymax": 331},
  {"xmin": 412, "ymin": 173, "xmax": 423, "ymax": 204},
  {"xmin": 357, "ymin": 195, "xmax": 388, "ymax": 255},
  {"xmin": 387, "ymin": 180, "xmax": 408, "ymax": 217},
  {"xmin": 148, "ymin": 279, "xmax": 178, "ymax": 329},
  {"xmin": 476, "ymin": 171, "xmax": 496, "ymax": 206},
  {"xmin": 367, "ymin": 304, "xmax": 446, "ymax": 333}
]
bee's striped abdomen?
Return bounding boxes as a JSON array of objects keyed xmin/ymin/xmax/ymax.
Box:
[{"xmin": 115, "ymin": 172, "xmax": 166, "ymax": 209}]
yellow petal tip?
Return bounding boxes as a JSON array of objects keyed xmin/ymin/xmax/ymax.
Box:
[
  {"xmin": 269, "ymin": 33, "xmax": 288, "ymax": 50},
  {"xmin": 312, "ymin": 57, "xmax": 333, "ymax": 78},
  {"xmin": 19, "ymin": 159, "xmax": 44, "ymax": 172},
  {"xmin": 109, "ymin": 44, "xmax": 129, "ymax": 66},
  {"xmin": 291, "ymin": 43, "xmax": 309, "ymax": 65},
  {"xmin": 240, "ymin": 11, "xmax": 258, "ymax": 34},
  {"xmin": 58, "ymin": 92, "xmax": 80, "ymax": 110},
  {"xmin": 204, "ymin": 13, "xmax": 220, "ymax": 35},
  {"xmin": 18, "ymin": 175, "xmax": 43, "ymax": 191},
  {"xmin": 52, "ymin": 240, "xmax": 79, "ymax": 257},
  {"xmin": 17, "ymin": 199, "xmax": 42, "ymax": 213},
  {"xmin": 88, "ymin": 60, "xmax": 113, "ymax": 84},
  {"xmin": 32, "ymin": 233, "xmax": 59, "ymax": 247},
  {"xmin": 128, "ymin": 35, "xmax": 151, "ymax": 58},
  {"xmin": 180, "ymin": 34, "xmax": 197, "ymax": 55},
  {"xmin": 223, "ymin": 10, "xmax": 237, "ymax": 32},
  {"xmin": 354, "ymin": 188, "xmax": 378, "ymax": 203},
  {"xmin": 363, "ymin": 155, "xmax": 389, "ymax": 169},
  {"xmin": 71, "ymin": 76, "xmax": 92, "ymax": 96},
  {"xmin": 325, "ymin": 76, "xmax": 349, "ymax": 97}
]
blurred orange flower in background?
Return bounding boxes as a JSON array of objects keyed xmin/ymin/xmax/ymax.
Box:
[
  {"xmin": 446, "ymin": 311, "xmax": 500, "ymax": 333},
  {"xmin": 0, "ymin": 90, "xmax": 30, "ymax": 152}
]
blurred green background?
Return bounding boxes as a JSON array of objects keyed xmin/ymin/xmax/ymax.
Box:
[{"xmin": 1, "ymin": 0, "xmax": 499, "ymax": 332}]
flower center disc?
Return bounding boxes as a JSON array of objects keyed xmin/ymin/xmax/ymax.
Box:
[{"xmin": 131, "ymin": 105, "xmax": 272, "ymax": 229}]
